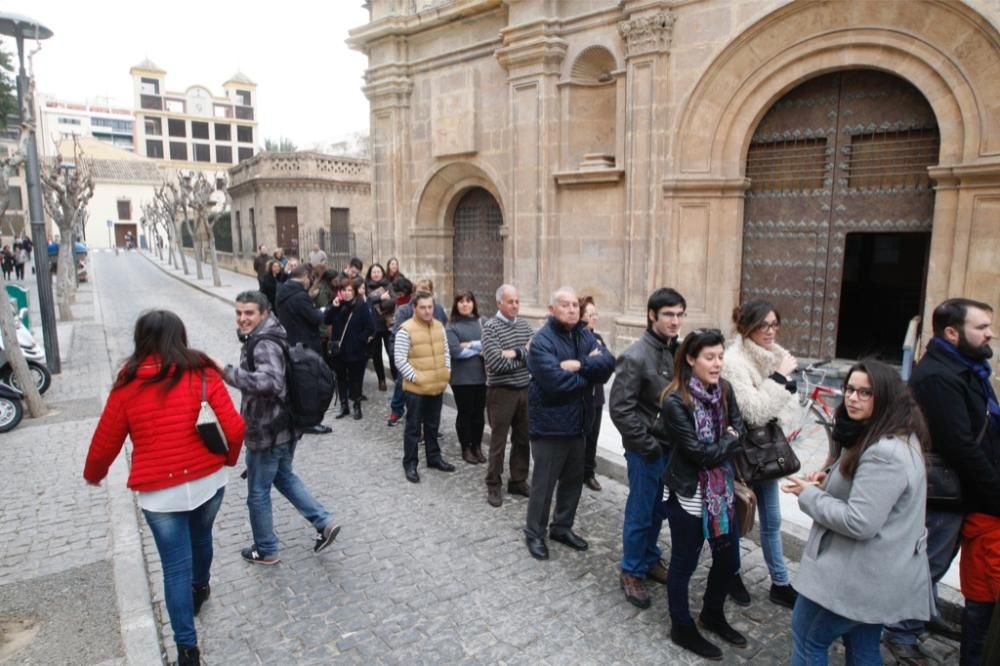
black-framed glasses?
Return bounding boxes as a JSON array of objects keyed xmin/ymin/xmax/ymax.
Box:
[
  {"xmin": 756, "ymin": 321, "xmax": 780, "ymax": 332},
  {"xmin": 844, "ymin": 386, "xmax": 874, "ymax": 401}
]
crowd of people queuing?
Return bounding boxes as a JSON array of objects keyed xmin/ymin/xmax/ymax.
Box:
[{"xmin": 83, "ymin": 242, "xmax": 1000, "ymax": 666}]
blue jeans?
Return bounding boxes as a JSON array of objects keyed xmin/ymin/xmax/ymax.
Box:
[
  {"xmin": 792, "ymin": 594, "xmax": 883, "ymax": 665},
  {"xmin": 246, "ymin": 440, "xmax": 332, "ymax": 556},
  {"xmin": 403, "ymin": 392, "xmax": 443, "ymax": 468},
  {"xmin": 390, "ymin": 378, "xmax": 406, "ymax": 418},
  {"xmin": 754, "ymin": 479, "xmax": 790, "ymax": 585},
  {"xmin": 884, "ymin": 509, "xmax": 963, "ymax": 645},
  {"xmin": 664, "ymin": 494, "xmax": 739, "ymax": 625},
  {"xmin": 961, "ymin": 600, "xmax": 995, "ymax": 665},
  {"xmin": 142, "ymin": 486, "xmax": 225, "ymax": 648},
  {"xmin": 621, "ymin": 450, "xmax": 668, "ymax": 577}
]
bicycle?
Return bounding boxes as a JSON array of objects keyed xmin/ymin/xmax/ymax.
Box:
[{"xmin": 787, "ymin": 360, "xmax": 843, "ymax": 467}]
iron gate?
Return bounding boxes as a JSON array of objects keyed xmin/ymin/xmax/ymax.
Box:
[
  {"xmin": 741, "ymin": 70, "xmax": 939, "ymax": 358},
  {"xmin": 453, "ymin": 188, "xmax": 503, "ymax": 317}
]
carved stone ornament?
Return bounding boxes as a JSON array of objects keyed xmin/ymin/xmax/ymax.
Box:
[{"xmin": 618, "ymin": 11, "xmax": 675, "ymax": 57}]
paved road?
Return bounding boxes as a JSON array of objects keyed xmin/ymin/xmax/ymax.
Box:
[{"xmin": 19, "ymin": 251, "xmax": 960, "ymax": 665}]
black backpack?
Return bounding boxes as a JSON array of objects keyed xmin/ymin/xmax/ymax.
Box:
[{"xmin": 246, "ymin": 334, "xmax": 335, "ymax": 429}]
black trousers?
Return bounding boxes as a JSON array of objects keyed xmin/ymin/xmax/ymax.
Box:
[
  {"xmin": 368, "ymin": 330, "xmax": 392, "ymax": 383},
  {"xmin": 452, "ymin": 384, "xmax": 487, "ymax": 450},
  {"xmin": 524, "ymin": 436, "xmax": 585, "ymax": 539},
  {"xmin": 331, "ymin": 357, "xmax": 366, "ymax": 403},
  {"xmin": 584, "ymin": 405, "xmax": 602, "ymax": 479}
]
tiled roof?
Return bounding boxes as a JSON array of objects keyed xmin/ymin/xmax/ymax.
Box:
[
  {"xmin": 225, "ymin": 71, "xmax": 255, "ymax": 85},
  {"xmin": 131, "ymin": 58, "xmax": 164, "ymax": 73},
  {"xmin": 89, "ymin": 159, "xmax": 161, "ymax": 183}
]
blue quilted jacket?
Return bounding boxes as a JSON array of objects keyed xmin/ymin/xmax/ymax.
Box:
[{"xmin": 527, "ymin": 317, "xmax": 615, "ymax": 439}]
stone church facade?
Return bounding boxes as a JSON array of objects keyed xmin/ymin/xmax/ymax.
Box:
[{"xmin": 350, "ymin": 0, "xmax": 1000, "ymax": 359}]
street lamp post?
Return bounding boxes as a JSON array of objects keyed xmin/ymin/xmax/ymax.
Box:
[{"xmin": 0, "ymin": 13, "xmax": 59, "ymax": 374}]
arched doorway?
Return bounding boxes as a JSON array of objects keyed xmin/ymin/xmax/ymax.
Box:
[
  {"xmin": 741, "ymin": 70, "xmax": 939, "ymax": 361},
  {"xmin": 452, "ymin": 187, "xmax": 503, "ymax": 317}
]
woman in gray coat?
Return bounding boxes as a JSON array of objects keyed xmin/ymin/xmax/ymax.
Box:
[
  {"xmin": 446, "ymin": 291, "xmax": 487, "ymax": 465},
  {"xmin": 782, "ymin": 359, "xmax": 932, "ymax": 665}
]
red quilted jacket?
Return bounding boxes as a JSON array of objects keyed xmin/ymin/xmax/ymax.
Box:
[{"xmin": 84, "ymin": 359, "xmax": 245, "ymax": 491}]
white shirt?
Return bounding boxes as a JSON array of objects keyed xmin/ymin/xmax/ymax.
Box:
[{"xmin": 138, "ymin": 467, "xmax": 228, "ymax": 513}]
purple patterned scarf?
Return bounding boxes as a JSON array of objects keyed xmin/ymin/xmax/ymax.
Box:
[{"xmin": 689, "ymin": 377, "xmax": 735, "ymax": 548}]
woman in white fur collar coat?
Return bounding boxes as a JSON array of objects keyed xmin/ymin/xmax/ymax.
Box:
[{"xmin": 721, "ymin": 300, "xmax": 801, "ymax": 610}]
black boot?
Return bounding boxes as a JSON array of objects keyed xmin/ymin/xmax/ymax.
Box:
[
  {"xmin": 177, "ymin": 644, "xmax": 201, "ymax": 666},
  {"xmin": 698, "ymin": 609, "xmax": 748, "ymax": 647},
  {"xmin": 670, "ymin": 623, "xmax": 722, "ymax": 660},
  {"xmin": 335, "ymin": 401, "xmax": 350, "ymax": 419},
  {"xmin": 192, "ymin": 584, "xmax": 210, "ymax": 616},
  {"xmin": 353, "ymin": 400, "xmax": 362, "ymax": 420}
]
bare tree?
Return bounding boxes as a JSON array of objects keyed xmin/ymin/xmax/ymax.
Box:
[
  {"xmin": 179, "ymin": 172, "xmax": 227, "ymax": 287},
  {"xmin": 0, "ymin": 74, "xmax": 47, "ymax": 417},
  {"xmin": 155, "ymin": 181, "xmax": 188, "ymax": 275},
  {"xmin": 39, "ymin": 136, "xmax": 94, "ymax": 320},
  {"xmin": 173, "ymin": 173, "xmax": 205, "ymax": 280}
]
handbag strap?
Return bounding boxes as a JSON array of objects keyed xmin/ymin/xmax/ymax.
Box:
[
  {"xmin": 338, "ymin": 312, "xmax": 353, "ymax": 346},
  {"xmin": 201, "ymin": 372, "xmax": 208, "ymax": 402}
]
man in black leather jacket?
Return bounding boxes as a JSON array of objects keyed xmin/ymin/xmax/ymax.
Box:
[{"xmin": 609, "ymin": 287, "xmax": 685, "ymax": 608}]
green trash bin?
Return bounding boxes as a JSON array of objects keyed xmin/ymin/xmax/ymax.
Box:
[{"xmin": 5, "ymin": 284, "xmax": 28, "ymax": 328}]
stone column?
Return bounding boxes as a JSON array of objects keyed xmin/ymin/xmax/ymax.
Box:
[
  {"xmin": 618, "ymin": 7, "xmax": 675, "ymax": 313},
  {"xmin": 495, "ymin": 22, "xmax": 567, "ymax": 309}
]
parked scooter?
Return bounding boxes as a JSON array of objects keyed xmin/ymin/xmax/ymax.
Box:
[
  {"xmin": 0, "ymin": 380, "xmax": 24, "ymax": 432},
  {"xmin": 0, "ymin": 308, "xmax": 52, "ymax": 394}
]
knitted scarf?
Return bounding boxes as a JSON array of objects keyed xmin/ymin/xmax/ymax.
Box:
[
  {"xmin": 689, "ymin": 377, "xmax": 735, "ymax": 547},
  {"xmin": 929, "ymin": 336, "xmax": 1000, "ymax": 432}
]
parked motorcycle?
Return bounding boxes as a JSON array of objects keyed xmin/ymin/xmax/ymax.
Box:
[
  {"xmin": 0, "ymin": 310, "xmax": 52, "ymax": 394},
  {"xmin": 0, "ymin": 381, "xmax": 24, "ymax": 432}
]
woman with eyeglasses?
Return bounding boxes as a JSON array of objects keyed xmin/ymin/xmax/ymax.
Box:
[
  {"xmin": 659, "ymin": 328, "xmax": 747, "ymax": 660},
  {"xmin": 782, "ymin": 359, "xmax": 931, "ymax": 665},
  {"xmin": 720, "ymin": 300, "xmax": 800, "ymax": 609}
]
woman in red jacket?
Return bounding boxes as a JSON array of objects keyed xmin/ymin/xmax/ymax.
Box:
[{"xmin": 84, "ymin": 310, "xmax": 244, "ymax": 666}]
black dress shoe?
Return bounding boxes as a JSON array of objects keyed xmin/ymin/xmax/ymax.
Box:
[
  {"xmin": 303, "ymin": 424, "xmax": 332, "ymax": 434},
  {"xmin": 671, "ymin": 623, "xmax": 722, "ymax": 661},
  {"xmin": 549, "ymin": 530, "xmax": 588, "ymax": 551},
  {"xmin": 507, "ymin": 481, "xmax": 530, "ymax": 497},
  {"xmin": 525, "ymin": 535, "xmax": 549, "ymax": 560},
  {"xmin": 427, "ymin": 459, "xmax": 455, "ymax": 472},
  {"xmin": 769, "ymin": 583, "xmax": 798, "ymax": 609},
  {"xmin": 584, "ymin": 476, "xmax": 602, "ymax": 491},
  {"xmin": 404, "ymin": 467, "xmax": 420, "ymax": 483},
  {"xmin": 335, "ymin": 404, "xmax": 350, "ymax": 419}
]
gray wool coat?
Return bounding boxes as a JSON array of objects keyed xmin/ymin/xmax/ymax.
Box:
[{"xmin": 795, "ymin": 435, "xmax": 934, "ymax": 625}]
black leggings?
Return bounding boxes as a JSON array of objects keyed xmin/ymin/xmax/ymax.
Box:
[
  {"xmin": 368, "ymin": 330, "xmax": 392, "ymax": 383},
  {"xmin": 331, "ymin": 357, "xmax": 367, "ymax": 403},
  {"xmin": 452, "ymin": 384, "xmax": 487, "ymax": 449}
]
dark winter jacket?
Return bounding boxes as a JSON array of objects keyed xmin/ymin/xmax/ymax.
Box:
[
  {"xmin": 325, "ymin": 298, "xmax": 376, "ymax": 363},
  {"xmin": 609, "ymin": 330, "xmax": 678, "ymax": 459},
  {"xmin": 526, "ymin": 316, "xmax": 615, "ymax": 439},
  {"xmin": 911, "ymin": 343, "xmax": 1000, "ymax": 515},
  {"xmin": 259, "ymin": 272, "xmax": 285, "ymax": 310},
  {"xmin": 659, "ymin": 380, "xmax": 745, "ymax": 497},
  {"xmin": 366, "ymin": 278, "xmax": 395, "ymax": 332},
  {"xmin": 253, "ymin": 252, "xmax": 270, "ymax": 279},
  {"xmin": 223, "ymin": 315, "xmax": 296, "ymax": 451},
  {"xmin": 591, "ymin": 332, "xmax": 610, "ymax": 407},
  {"xmin": 275, "ymin": 279, "xmax": 324, "ymax": 354}
]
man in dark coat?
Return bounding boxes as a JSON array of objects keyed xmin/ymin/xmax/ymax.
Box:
[
  {"xmin": 253, "ymin": 244, "xmax": 270, "ymax": 285},
  {"xmin": 523, "ymin": 287, "xmax": 615, "ymax": 560},
  {"xmin": 609, "ymin": 287, "xmax": 685, "ymax": 608},
  {"xmin": 885, "ymin": 297, "xmax": 999, "ymax": 664},
  {"xmin": 274, "ymin": 265, "xmax": 332, "ymax": 434}
]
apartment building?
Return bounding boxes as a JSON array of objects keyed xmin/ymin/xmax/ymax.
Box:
[
  {"xmin": 129, "ymin": 59, "xmax": 258, "ymax": 172},
  {"xmin": 35, "ymin": 93, "xmax": 136, "ymax": 157}
]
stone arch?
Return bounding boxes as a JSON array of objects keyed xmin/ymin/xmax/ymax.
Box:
[
  {"xmin": 569, "ymin": 45, "xmax": 618, "ymax": 84},
  {"xmin": 674, "ymin": 0, "xmax": 1000, "ymax": 176},
  {"xmin": 413, "ymin": 161, "xmax": 507, "ymax": 230}
]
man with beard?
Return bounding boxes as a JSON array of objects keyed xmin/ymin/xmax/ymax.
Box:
[{"xmin": 884, "ymin": 298, "xmax": 1000, "ymax": 665}]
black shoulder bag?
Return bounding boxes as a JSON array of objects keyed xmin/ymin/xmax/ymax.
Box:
[{"xmin": 733, "ymin": 419, "xmax": 801, "ymax": 484}]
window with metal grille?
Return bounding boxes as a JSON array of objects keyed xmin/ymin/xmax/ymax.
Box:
[
  {"xmin": 7, "ymin": 186, "xmax": 22, "ymax": 210},
  {"xmin": 117, "ymin": 200, "xmax": 131, "ymax": 220},
  {"xmin": 846, "ymin": 128, "xmax": 939, "ymax": 189},
  {"xmin": 747, "ymin": 138, "xmax": 828, "ymax": 192}
]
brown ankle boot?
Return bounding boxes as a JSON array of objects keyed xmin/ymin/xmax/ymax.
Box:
[
  {"xmin": 473, "ymin": 446, "xmax": 486, "ymax": 463},
  {"xmin": 462, "ymin": 448, "xmax": 478, "ymax": 464}
]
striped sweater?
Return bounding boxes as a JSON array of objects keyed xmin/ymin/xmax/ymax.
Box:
[{"xmin": 481, "ymin": 314, "xmax": 533, "ymax": 388}]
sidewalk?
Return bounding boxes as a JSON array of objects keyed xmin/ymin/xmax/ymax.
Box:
[
  {"xmin": 0, "ymin": 269, "xmax": 160, "ymax": 664},
  {"xmin": 139, "ymin": 248, "xmax": 963, "ymax": 614}
]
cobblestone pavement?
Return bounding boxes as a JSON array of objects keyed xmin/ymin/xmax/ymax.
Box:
[{"xmin": 9, "ymin": 252, "xmax": 961, "ymax": 665}]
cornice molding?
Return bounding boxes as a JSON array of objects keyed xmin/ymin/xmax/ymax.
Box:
[{"xmin": 662, "ymin": 176, "xmax": 750, "ymax": 198}]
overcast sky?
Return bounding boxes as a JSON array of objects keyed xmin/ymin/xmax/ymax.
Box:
[{"xmin": 7, "ymin": 1, "xmax": 372, "ymax": 149}]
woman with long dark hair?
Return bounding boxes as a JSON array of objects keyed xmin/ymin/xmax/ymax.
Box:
[
  {"xmin": 580, "ymin": 296, "xmax": 611, "ymax": 491},
  {"xmin": 447, "ymin": 290, "xmax": 487, "ymax": 464},
  {"xmin": 721, "ymin": 300, "xmax": 800, "ymax": 609},
  {"xmin": 782, "ymin": 359, "xmax": 931, "ymax": 665},
  {"xmin": 84, "ymin": 310, "xmax": 244, "ymax": 666},
  {"xmin": 325, "ymin": 277, "xmax": 376, "ymax": 420},
  {"xmin": 659, "ymin": 328, "xmax": 747, "ymax": 660},
  {"xmin": 385, "ymin": 256, "xmax": 402, "ymax": 284},
  {"xmin": 259, "ymin": 259, "xmax": 285, "ymax": 310},
  {"xmin": 366, "ymin": 263, "xmax": 394, "ymax": 391}
]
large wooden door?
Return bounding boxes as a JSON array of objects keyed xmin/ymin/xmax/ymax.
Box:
[
  {"xmin": 275, "ymin": 207, "xmax": 299, "ymax": 259},
  {"xmin": 453, "ymin": 188, "xmax": 503, "ymax": 317},
  {"xmin": 741, "ymin": 70, "xmax": 939, "ymax": 359}
]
